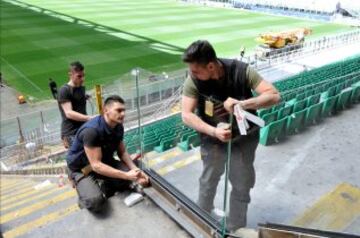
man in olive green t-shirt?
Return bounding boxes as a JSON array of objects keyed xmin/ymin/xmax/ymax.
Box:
[{"xmin": 181, "ymin": 40, "xmax": 280, "ymax": 232}]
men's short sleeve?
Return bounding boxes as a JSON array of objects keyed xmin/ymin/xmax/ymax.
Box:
[
  {"xmin": 80, "ymin": 128, "xmax": 100, "ymax": 147},
  {"xmin": 58, "ymin": 85, "xmax": 71, "ymax": 103},
  {"xmin": 182, "ymin": 76, "xmax": 199, "ymax": 98},
  {"xmin": 246, "ymin": 67, "xmax": 263, "ymax": 89}
]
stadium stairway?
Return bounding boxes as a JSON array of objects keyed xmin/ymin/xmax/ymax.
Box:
[
  {"xmin": 0, "ymin": 176, "xmax": 78, "ymax": 238},
  {"xmin": 292, "ymin": 183, "xmax": 360, "ymax": 233}
]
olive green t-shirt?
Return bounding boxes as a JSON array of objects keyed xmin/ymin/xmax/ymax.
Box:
[{"xmin": 182, "ymin": 66, "xmax": 263, "ymax": 98}]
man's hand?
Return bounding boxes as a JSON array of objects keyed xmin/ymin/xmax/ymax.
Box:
[
  {"xmin": 87, "ymin": 115, "xmax": 97, "ymax": 121},
  {"xmin": 214, "ymin": 127, "xmax": 232, "ymax": 142},
  {"xmin": 223, "ymin": 97, "xmax": 242, "ymax": 113},
  {"xmin": 136, "ymin": 171, "xmax": 150, "ymax": 187},
  {"xmin": 125, "ymin": 169, "xmax": 141, "ymax": 181}
]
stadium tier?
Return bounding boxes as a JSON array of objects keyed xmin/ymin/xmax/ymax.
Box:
[
  {"xmin": 123, "ymin": 55, "xmax": 360, "ymax": 152},
  {"xmin": 259, "ymin": 55, "xmax": 360, "ymax": 145}
]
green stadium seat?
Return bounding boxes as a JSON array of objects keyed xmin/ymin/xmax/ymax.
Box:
[
  {"xmin": 259, "ymin": 117, "xmax": 287, "ymax": 146},
  {"xmin": 305, "ymin": 102, "xmax": 324, "ymax": 126},
  {"xmin": 305, "ymin": 89, "xmax": 315, "ymax": 98},
  {"xmin": 257, "ymin": 108, "xmax": 272, "ymax": 117},
  {"xmin": 262, "ymin": 111, "xmax": 278, "ymax": 125},
  {"xmin": 179, "ymin": 131, "xmax": 196, "ymax": 142},
  {"xmin": 178, "ymin": 133, "xmax": 200, "ymax": 151},
  {"xmin": 144, "ymin": 134, "xmax": 157, "ymax": 143},
  {"xmin": 272, "ymin": 101, "xmax": 285, "ymax": 112},
  {"xmin": 319, "ymin": 91, "xmax": 329, "ymax": 103},
  {"xmin": 335, "ymin": 88, "xmax": 353, "ymax": 110},
  {"xmin": 335, "ymin": 82, "xmax": 345, "ymax": 95},
  {"xmin": 327, "ymin": 86, "xmax": 337, "ymax": 97},
  {"xmin": 154, "ymin": 136, "xmax": 178, "ymax": 153},
  {"xmin": 285, "ymin": 92, "xmax": 296, "ymax": 101},
  {"xmin": 293, "ymin": 99, "xmax": 307, "ymax": 113},
  {"xmin": 351, "ymin": 85, "xmax": 360, "ymax": 103},
  {"xmin": 296, "ymin": 93, "xmax": 306, "ymax": 101},
  {"xmin": 321, "ymin": 95, "xmax": 338, "ymax": 117},
  {"xmin": 277, "ymin": 104, "xmax": 293, "ymax": 120},
  {"xmin": 306, "ymin": 94, "xmax": 320, "ymax": 107},
  {"xmin": 344, "ymin": 79, "xmax": 353, "ymax": 88},
  {"xmin": 126, "ymin": 144, "xmax": 139, "ymax": 155},
  {"xmin": 142, "ymin": 139, "xmax": 160, "ymax": 153},
  {"xmin": 286, "ymin": 98, "xmax": 297, "ymax": 106},
  {"xmin": 314, "ymin": 85, "xmax": 325, "ymax": 94},
  {"xmin": 286, "ymin": 109, "xmax": 306, "ymax": 135},
  {"xmin": 281, "ymin": 94, "xmax": 291, "ymax": 102}
]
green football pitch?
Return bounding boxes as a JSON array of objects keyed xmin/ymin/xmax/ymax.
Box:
[{"xmin": 0, "ymin": 0, "xmax": 351, "ymax": 100}]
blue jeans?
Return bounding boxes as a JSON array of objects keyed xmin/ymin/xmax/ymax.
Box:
[{"xmin": 198, "ymin": 131, "xmax": 259, "ymax": 230}]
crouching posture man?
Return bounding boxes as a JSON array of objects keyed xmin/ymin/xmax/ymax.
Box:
[{"xmin": 66, "ymin": 95, "xmax": 149, "ymax": 212}]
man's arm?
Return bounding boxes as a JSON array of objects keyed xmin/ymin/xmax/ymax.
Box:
[
  {"xmin": 61, "ymin": 102, "xmax": 92, "ymax": 122},
  {"xmin": 85, "ymin": 146, "xmax": 139, "ymax": 181},
  {"xmin": 117, "ymin": 142, "xmax": 149, "ymax": 185},
  {"xmin": 181, "ymin": 95, "xmax": 231, "ymax": 142},
  {"xmin": 224, "ymin": 80, "xmax": 281, "ymax": 112},
  {"xmin": 116, "ymin": 142, "xmax": 137, "ymax": 170},
  {"xmin": 242, "ymin": 80, "xmax": 281, "ymax": 110}
]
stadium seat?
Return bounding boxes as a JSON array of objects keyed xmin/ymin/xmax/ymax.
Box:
[
  {"xmin": 335, "ymin": 82, "xmax": 345, "ymax": 95},
  {"xmin": 257, "ymin": 108, "xmax": 272, "ymax": 117},
  {"xmin": 178, "ymin": 133, "xmax": 200, "ymax": 151},
  {"xmin": 306, "ymin": 94, "xmax": 320, "ymax": 107},
  {"xmin": 259, "ymin": 117, "xmax": 287, "ymax": 146},
  {"xmin": 286, "ymin": 109, "xmax": 306, "ymax": 135},
  {"xmin": 304, "ymin": 102, "xmax": 324, "ymax": 126},
  {"xmin": 321, "ymin": 95, "xmax": 338, "ymax": 117},
  {"xmin": 272, "ymin": 101, "xmax": 285, "ymax": 112},
  {"xmin": 179, "ymin": 131, "xmax": 196, "ymax": 143},
  {"xmin": 262, "ymin": 111, "xmax": 278, "ymax": 125},
  {"xmin": 296, "ymin": 92, "xmax": 306, "ymax": 101},
  {"xmin": 154, "ymin": 136, "xmax": 178, "ymax": 153},
  {"xmin": 305, "ymin": 89, "xmax": 315, "ymax": 97},
  {"xmin": 293, "ymin": 99, "xmax": 307, "ymax": 112},
  {"xmin": 126, "ymin": 144, "xmax": 139, "ymax": 155},
  {"xmin": 326, "ymin": 86, "xmax": 337, "ymax": 97},
  {"xmin": 335, "ymin": 87, "xmax": 353, "ymax": 110},
  {"xmin": 142, "ymin": 139, "xmax": 160, "ymax": 153},
  {"xmin": 277, "ymin": 104, "xmax": 293, "ymax": 120},
  {"xmin": 350, "ymin": 85, "xmax": 360, "ymax": 103},
  {"xmin": 319, "ymin": 91, "xmax": 329, "ymax": 103}
]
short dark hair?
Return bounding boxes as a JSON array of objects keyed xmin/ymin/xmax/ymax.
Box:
[
  {"xmin": 70, "ymin": 61, "xmax": 84, "ymax": 72},
  {"xmin": 104, "ymin": 95, "xmax": 125, "ymax": 107},
  {"xmin": 182, "ymin": 40, "xmax": 217, "ymax": 65}
]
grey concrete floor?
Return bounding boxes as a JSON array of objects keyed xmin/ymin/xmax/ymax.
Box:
[
  {"xmin": 162, "ymin": 103, "xmax": 360, "ymax": 235},
  {"xmin": 15, "ymin": 190, "xmax": 191, "ymax": 238}
]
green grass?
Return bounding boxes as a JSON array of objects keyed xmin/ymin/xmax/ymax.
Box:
[{"xmin": 0, "ymin": 0, "xmax": 351, "ymax": 100}]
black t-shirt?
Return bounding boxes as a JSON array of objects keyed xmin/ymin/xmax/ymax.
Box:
[
  {"xmin": 66, "ymin": 116, "xmax": 124, "ymax": 171},
  {"xmin": 81, "ymin": 128, "xmax": 100, "ymax": 147},
  {"xmin": 58, "ymin": 84, "xmax": 87, "ymax": 137},
  {"xmin": 79, "ymin": 125, "xmax": 124, "ymax": 160}
]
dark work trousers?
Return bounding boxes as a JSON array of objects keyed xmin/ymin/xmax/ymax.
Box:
[
  {"xmin": 197, "ymin": 130, "xmax": 259, "ymax": 231},
  {"xmin": 69, "ymin": 160, "xmax": 131, "ymax": 212}
]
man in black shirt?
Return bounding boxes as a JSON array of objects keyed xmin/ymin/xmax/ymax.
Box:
[
  {"xmin": 67, "ymin": 95, "xmax": 149, "ymax": 212},
  {"xmin": 58, "ymin": 61, "xmax": 92, "ymax": 149},
  {"xmin": 48, "ymin": 78, "xmax": 58, "ymax": 99},
  {"xmin": 0, "ymin": 72, "xmax": 4, "ymax": 87}
]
